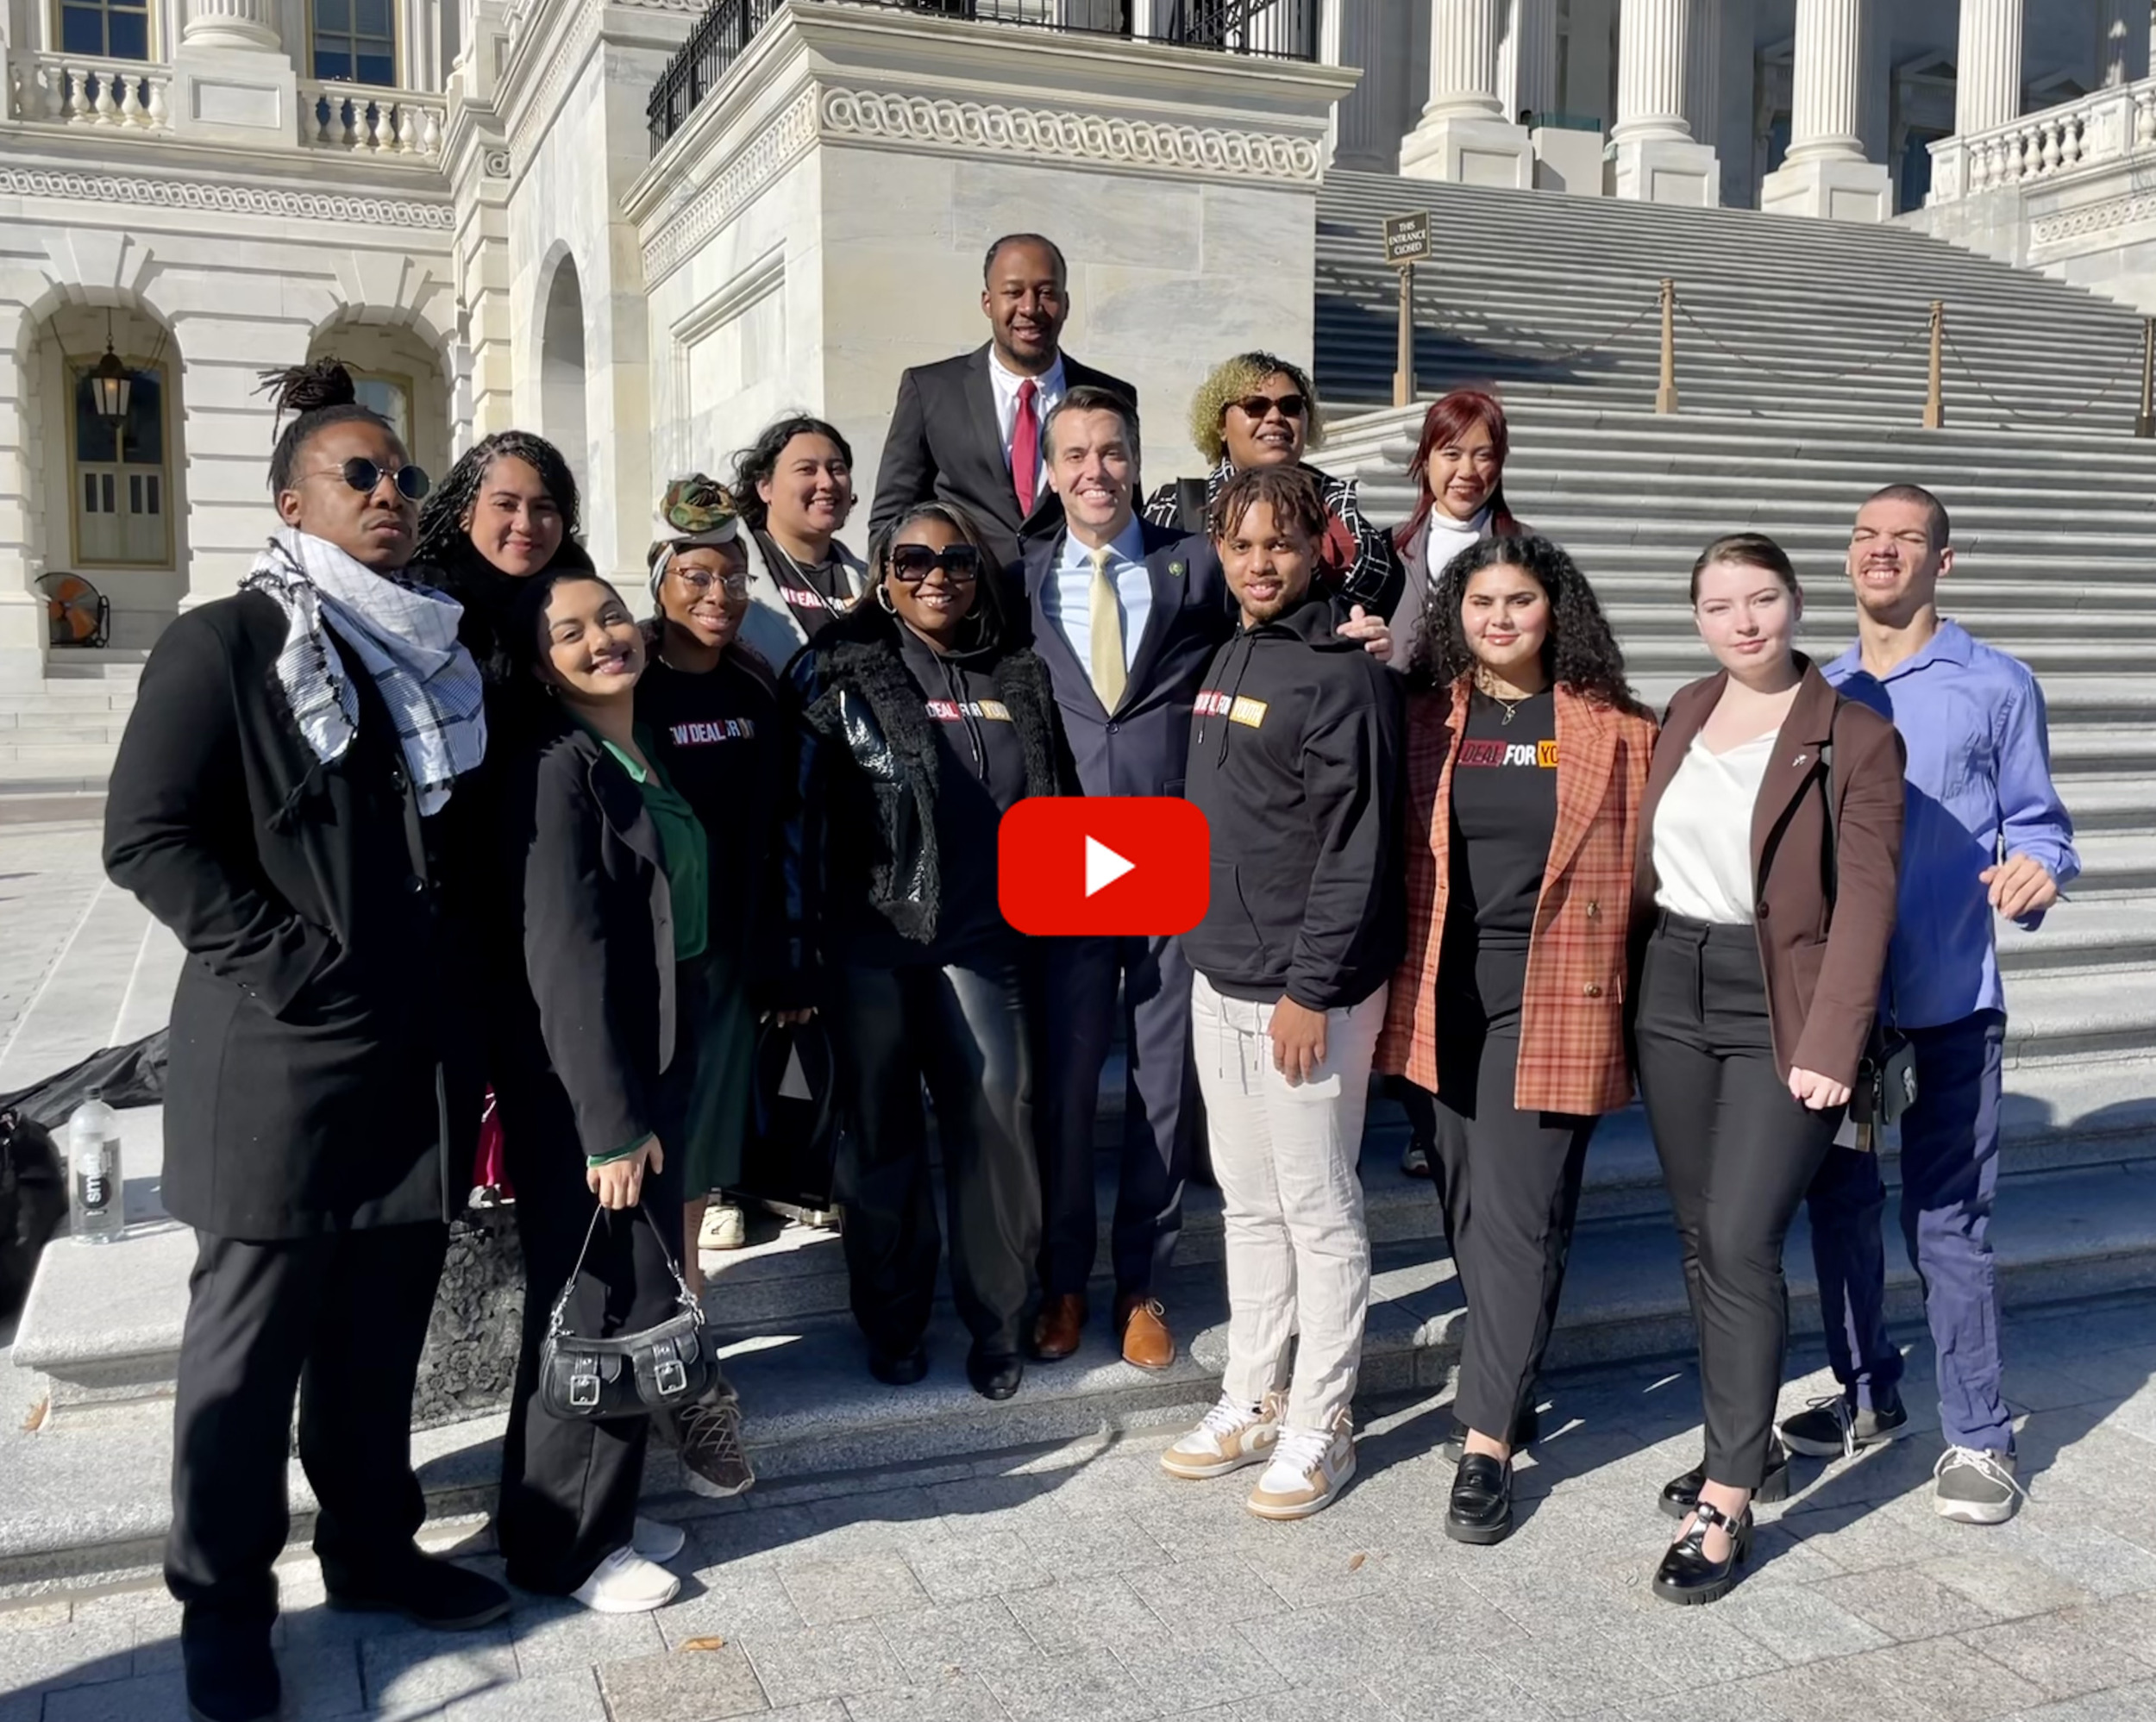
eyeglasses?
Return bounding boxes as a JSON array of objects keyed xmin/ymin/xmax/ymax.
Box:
[
  {"xmin": 888, "ymin": 545, "xmax": 981, "ymax": 583},
  {"xmin": 308, "ymin": 457, "xmax": 432, "ymax": 501},
  {"xmin": 672, "ymin": 569, "xmax": 750, "ymax": 598},
  {"xmin": 1228, "ymin": 393, "xmax": 1307, "ymax": 423}
]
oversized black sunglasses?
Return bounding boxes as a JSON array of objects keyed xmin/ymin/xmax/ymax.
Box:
[
  {"xmin": 888, "ymin": 544, "xmax": 981, "ymax": 583},
  {"xmin": 310, "ymin": 457, "xmax": 432, "ymax": 501},
  {"xmin": 1228, "ymin": 393, "xmax": 1307, "ymax": 423}
]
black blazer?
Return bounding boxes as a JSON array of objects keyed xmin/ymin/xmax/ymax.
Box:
[
  {"xmin": 502, "ymin": 722, "xmax": 681, "ymax": 1162},
  {"xmin": 103, "ymin": 593, "xmax": 483, "ymax": 1239},
  {"xmin": 868, "ymin": 343, "xmax": 1139, "ymax": 569},
  {"xmin": 1020, "ymin": 519, "xmax": 1232, "ymax": 801}
]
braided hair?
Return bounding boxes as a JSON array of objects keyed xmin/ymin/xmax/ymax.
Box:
[
  {"xmin": 413, "ymin": 429, "xmax": 583, "ymax": 572},
  {"xmin": 258, "ymin": 359, "xmax": 398, "ymax": 492}
]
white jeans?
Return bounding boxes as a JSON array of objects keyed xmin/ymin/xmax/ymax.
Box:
[{"xmin": 1190, "ymin": 971, "xmax": 1386, "ymax": 1432}]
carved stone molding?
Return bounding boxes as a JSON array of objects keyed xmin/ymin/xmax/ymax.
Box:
[
  {"xmin": 816, "ymin": 88, "xmax": 1325, "ymax": 183},
  {"xmin": 641, "ymin": 85, "xmax": 819, "ymax": 283},
  {"xmin": 506, "ymin": 0, "xmax": 601, "ymax": 169},
  {"xmin": 483, "ymin": 147, "xmax": 512, "ymax": 178},
  {"xmin": 2031, "ymin": 190, "xmax": 2156, "ymax": 247},
  {"xmin": 0, "ymin": 166, "xmax": 455, "ymax": 229}
]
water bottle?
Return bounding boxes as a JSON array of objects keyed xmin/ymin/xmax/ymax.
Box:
[{"xmin": 66, "ymin": 1091, "xmax": 124, "ymax": 1245}]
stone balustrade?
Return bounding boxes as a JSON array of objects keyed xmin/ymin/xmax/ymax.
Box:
[
  {"xmin": 300, "ymin": 81, "xmax": 447, "ymax": 158},
  {"xmin": 1927, "ymin": 78, "xmax": 2156, "ymax": 204},
  {"xmin": 4, "ymin": 53, "xmax": 174, "ymax": 130}
]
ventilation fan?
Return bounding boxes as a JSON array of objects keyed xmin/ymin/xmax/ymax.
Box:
[{"xmin": 37, "ymin": 572, "xmax": 110, "ymax": 648}]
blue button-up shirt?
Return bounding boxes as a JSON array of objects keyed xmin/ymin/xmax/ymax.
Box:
[
  {"xmin": 1824, "ymin": 619, "xmax": 2079, "ymax": 1030},
  {"xmin": 1042, "ymin": 516, "xmax": 1151, "ymax": 679}
]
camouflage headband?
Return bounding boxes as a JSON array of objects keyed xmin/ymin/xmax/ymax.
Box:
[{"xmin": 656, "ymin": 474, "xmax": 741, "ymax": 546}]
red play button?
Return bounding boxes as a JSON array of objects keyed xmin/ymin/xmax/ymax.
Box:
[{"xmin": 998, "ymin": 797, "xmax": 1211, "ymax": 937}]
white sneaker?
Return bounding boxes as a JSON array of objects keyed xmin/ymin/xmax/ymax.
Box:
[
  {"xmin": 700, "ymin": 1202, "xmax": 748, "ymax": 1252},
  {"xmin": 1160, "ymin": 1392, "xmax": 1284, "ymax": 1481},
  {"xmin": 631, "ymin": 1517, "xmax": 686, "ymax": 1563},
  {"xmin": 571, "ymin": 1546, "xmax": 680, "ymax": 1613},
  {"xmin": 1246, "ymin": 1412, "xmax": 1356, "ymax": 1520}
]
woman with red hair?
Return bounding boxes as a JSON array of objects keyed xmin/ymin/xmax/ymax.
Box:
[{"xmin": 1388, "ymin": 390, "xmax": 1523, "ymax": 674}]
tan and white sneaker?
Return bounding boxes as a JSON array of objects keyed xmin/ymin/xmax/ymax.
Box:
[
  {"xmin": 1159, "ymin": 1391, "xmax": 1284, "ymax": 1481},
  {"xmin": 1245, "ymin": 1412, "xmax": 1356, "ymax": 1519}
]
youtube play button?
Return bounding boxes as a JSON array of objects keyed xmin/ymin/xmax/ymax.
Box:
[{"xmin": 999, "ymin": 798, "xmax": 1211, "ymax": 937}]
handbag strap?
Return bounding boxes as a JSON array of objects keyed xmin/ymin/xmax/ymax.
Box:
[
  {"xmin": 1819, "ymin": 716, "xmax": 1899, "ymax": 1030},
  {"xmin": 545, "ymin": 1199, "xmax": 704, "ymax": 1341}
]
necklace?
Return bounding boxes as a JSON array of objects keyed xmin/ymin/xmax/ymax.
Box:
[
  {"xmin": 765, "ymin": 531, "xmax": 849, "ymax": 616},
  {"xmin": 1476, "ymin": 668, "xmax": 1527, "ymax": 725}
]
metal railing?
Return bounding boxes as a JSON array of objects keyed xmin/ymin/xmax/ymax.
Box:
[{"xmin": 648, "ymin": 0, "xmax": 1319, "ymax": 153}]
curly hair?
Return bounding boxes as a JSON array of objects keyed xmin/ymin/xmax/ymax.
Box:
[
  {"xmin": 257, "ymin": 359, "xmax": 398, "ymax": 492},
  {"xmin": 1208, "ymin": 463, "xmax": 1327, "ymax": 545},
  {"xmin": 412, "ymin": 429, "xmax": 583, "ymax": 573},
  {"xmin": 729, "ymin": 415, "xmax": 855, "ymax": 533},
  {"xmin": 868, "ymin": 500, "xmax": 1012, "ymax": 648},
  {"xmin": 1409, "ymin": 533, "xmax": 1640, "ymax": 713},
  {"xmin": 1188, "ymin": 351, "xmax": 1324, "ymax": 467}
]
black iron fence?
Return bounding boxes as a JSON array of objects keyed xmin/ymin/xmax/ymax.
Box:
[{"xmin": 649, "ymin": 0, "xmax": 1320, "ymax": 153}]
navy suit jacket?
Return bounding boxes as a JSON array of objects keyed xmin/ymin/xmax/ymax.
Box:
[{"xmin": 1022, "ymin": 519, "xmax": 1230, "ymax": 800}]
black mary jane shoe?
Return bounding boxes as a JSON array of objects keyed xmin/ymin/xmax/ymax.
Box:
[
  {"xmin": 1660, "ymin": 1441, "xmax": 1791, "ymax": 1520},
  {"xmin": 1652, "ymin": 1500, "xmax": 1753, "ymax": 1606},
  {"xmin": 966, "ymin": 1349, "xmax": 1025, "ymax": 1401},
  {"xmin": 1443, "ymin": 1451, "xmax": 1514, "ymax": 1546},
  {"xmin": 869, "ymin": 1342, "xmax": 930, "ymax": 1387}
]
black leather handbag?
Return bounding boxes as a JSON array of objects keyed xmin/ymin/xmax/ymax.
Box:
[
  {"xmin": 538, "ymin": 1204, "xmax": 719, "ymax": 1421},
  {"xmin": 1821, "ymin": 736, "xmax": 1917, "ymax": 1137}
]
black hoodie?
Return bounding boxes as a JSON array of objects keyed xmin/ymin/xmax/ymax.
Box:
[{"xmin": 1181, "ymin": 594, "xmax": 1404, "ymax": 1011}]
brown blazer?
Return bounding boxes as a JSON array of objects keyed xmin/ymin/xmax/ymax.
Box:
[
  {"xmin": 1377, "ymin": 676, "xmax": 1658, "ymax": 1117},
  {"xmin": 1632, "ymin": 661, "xmax": 1906, "ymax": 1086}
]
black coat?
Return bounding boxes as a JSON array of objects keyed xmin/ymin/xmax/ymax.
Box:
[
  {"xmin": 868, "ymin": 344, "xmax": 1138, "ymax": 569},
  {"xmin": 1019, "ymin": 521, "xmax": 1231, "ymax": 802},
  {"xmin": 500, "ymin": 720, "xmax": 682, "ymax": 1162},
  {"xmin": 102, "ymin": 593, "xmax": 484, "ymax": 1238},
  {"xmin": 787, "ymin": 603, "xmax": 1070, "ymax": 960}
]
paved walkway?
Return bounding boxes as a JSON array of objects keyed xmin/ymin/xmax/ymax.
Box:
[{"xmin": 3, "ymin": 1291, "xmax": 2155, "ymax": 1722}]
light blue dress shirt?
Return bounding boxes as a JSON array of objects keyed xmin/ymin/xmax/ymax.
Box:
[
  {"xmin": 1825, "ymin": 619, "xmax": 2080, "ymax": 1030},
  {"xmin": 1043, "ymin": 516, "xmax": 1152, "ymax": 679}
]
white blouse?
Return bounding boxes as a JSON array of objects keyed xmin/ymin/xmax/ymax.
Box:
[{"xmin": 1651, "ymin": 731, "xmax": 1777, "ymax": 925}]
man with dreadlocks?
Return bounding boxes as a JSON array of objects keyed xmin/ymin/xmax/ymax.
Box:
[{"xmin": 104, "ymin": 360, "xmax": 508, "ymax": 1722}]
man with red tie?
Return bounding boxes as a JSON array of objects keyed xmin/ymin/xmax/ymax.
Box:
[{"xmin": 869, "ymin": 234, "xmax": 1138, "ymax": 573}]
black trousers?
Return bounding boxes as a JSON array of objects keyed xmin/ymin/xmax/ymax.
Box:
[
  {"xmin": 1636, "ymin": 915, "xmax": 1844, "ymax": 1489},
  {"xmin": 830, "ymin": 946, "xmax": 1040, "ymax": 1358},
  {"xmin": 1032, "ymin": 932, "xmax": 1195, "ymax": 1298},
  {"xmin": 1432, "ymin": 942, "xmax": 1597, "ymax": 1442},
  {"xmin": 497, "ymin": 1073, "xmax": 687, "ymax": 1596},
  {"xmin": 166, "ymin": 1221, "xmax": 449, "ymax": 1632}
]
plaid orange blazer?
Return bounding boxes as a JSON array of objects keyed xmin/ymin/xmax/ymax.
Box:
[{"xmin": 1376, "ymin": 676, "xmax": 1658, "ymax": 1115}]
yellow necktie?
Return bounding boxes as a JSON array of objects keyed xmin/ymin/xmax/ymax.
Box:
[{"xmin": 1088, "ymin": 545, "xmax": 1126, "ymax": 710}]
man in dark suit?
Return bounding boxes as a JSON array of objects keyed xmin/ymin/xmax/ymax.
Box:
[
  {"xmin": 870, "ymin": 232, "xmax": 1138, "ymax": 570},
  {"xmin": 1020, "ymin": 383, "xmax": 1224, "ymax": 1372}
]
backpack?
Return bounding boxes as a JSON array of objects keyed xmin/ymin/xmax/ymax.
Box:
[{"xmin": 0, "ymin": 1106, "xmax": 67, "ymax": 1319}]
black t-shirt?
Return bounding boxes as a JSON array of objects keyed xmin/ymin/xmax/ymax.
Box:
[
  {"xmin": 756, "ymin": 531, "xmax": 856, "ymax": 638},
  {"xmin": 636, "ymin": 652, "xmax": 785, "ymax": 950},
  {"xmin": 1445, "ymin": 686, "xmax": 1557, "ymax": 951}
]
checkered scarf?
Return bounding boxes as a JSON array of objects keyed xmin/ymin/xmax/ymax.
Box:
[{"xmin": 241, "ymin": 528, "xmax": 486, "ymax": 816}]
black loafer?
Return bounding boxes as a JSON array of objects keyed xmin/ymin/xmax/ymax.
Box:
[
  {"xmin": 324, "ymin": 1550, "xmax": 511, "ymax": 1632},
  {"xmin": 1438, "ymin": 1406, "xmax": 1540, "ymax": 1465},
  {"xmin": 1444, "ymin": 1452, "xmax": 1514, "ymax": 1545},
  {"xmin": 1652, "ymin": 1500, "xmax": 1752, "ymax": 1606},
  {"xmin": 868, "ymin": 1343, "xmax": 929, "ymax": 1387},
  {"xmin": 182, "ymin": 1622, "xmax": 279, "ymax": 1722},
  {"xmin": 1660, "ymin": 1441, "xmax": 1791, "ymax": 1519},
  {"xmin": 966, "ymin": 1349, "xmax": 1025, "ymax": 1401}
]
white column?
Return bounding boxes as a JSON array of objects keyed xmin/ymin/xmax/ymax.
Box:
[
  {"xmin": 1759, "ymin": 0, "xmax": 1892, "ymax": 220},
  {"xmin": 172, "ymin": 0, "xmax": 298, "ymax": 148},
  {"xmin": 1515, "ymin": 0, "xmax": 1560, "ymax": 116},
  {"xmin": 180, "ymin": 0, "xmax": 280, "ymax": 50},
  {"xmin": 1401, "ymin": 0, "xmax": 1534, "ymax": 185},
  {"xmin": 2098, "ymin": 0, "xmax": 2146, "ymax": 88},
  {"xmin": 1955, "ymin": 0, "xmax": 2023, "ymax": 137},
  {"xmin": 1611, "ymin": 0, "xmax": 1720, "ymax": 204},
  {"xmin": 1328, "ymin": 0, "xmax": 1404, "ymax": 172},
  {"xmin": 1683, "ymin": 0, "xmax": 1720, "ymax": 158}
]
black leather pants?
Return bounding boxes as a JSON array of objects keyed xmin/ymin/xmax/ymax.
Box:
[{"xmin": 830, "ymin": 945, "xmax": 1041, "ymax": 1359}]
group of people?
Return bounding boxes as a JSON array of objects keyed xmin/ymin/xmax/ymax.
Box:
[{"xmin": 101, "ymin": 229, "xmax": 2078, "ymax": 1722}]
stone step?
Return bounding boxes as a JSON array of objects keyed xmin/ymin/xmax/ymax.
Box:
[{"xmin": 8, "ymin": 1155, "xmax": 2156, "ymax": 1588}]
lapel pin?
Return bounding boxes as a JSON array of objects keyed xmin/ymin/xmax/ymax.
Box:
[
  {"xmin": 1169, "ymin": 560, "xmax": 1186, "ymax": 579},
  {"xmin": 1792, "ymin": 753, "xmax": 1808, "ymax": 767}
]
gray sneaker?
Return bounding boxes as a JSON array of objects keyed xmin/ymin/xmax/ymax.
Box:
[
  {"xmin": 1934, "ymin": 1446, "xmax": 2022, "ymax": 1525},
  {"xmin": 1778, "ymin": 1392, "xmax": 1908, "ymax": 1459}
]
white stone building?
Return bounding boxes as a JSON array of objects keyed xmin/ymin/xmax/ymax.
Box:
[{"xmin": 1, "ymin": 0, "xmax": 2147, "ymax": 693}]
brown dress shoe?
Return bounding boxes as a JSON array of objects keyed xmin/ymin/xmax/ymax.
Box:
[
  {"xmin": 1115, "ymin": 1293, "xmax": 1175, "ymax": 1371},
  {"xmin": 1031, "ymin": 1293, "xmax": 1086, "ymax": 1362}
]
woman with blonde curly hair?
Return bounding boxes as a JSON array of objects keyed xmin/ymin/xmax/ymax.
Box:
[{"xmin": 1140, "ymin": 350, "xmax": 1401, "ymax": 613}]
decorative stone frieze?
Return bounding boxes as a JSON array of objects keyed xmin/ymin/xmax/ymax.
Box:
[{"xmin": 0, "ymin": 166, "xmax": 455, "ymax": 229}]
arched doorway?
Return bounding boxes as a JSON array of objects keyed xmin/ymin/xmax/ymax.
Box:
[
  {"xmin": 306, "ymin": 318, "xmax": 453, "ymax": 492},
  {"xmin": 540, "ymin": 259, "xmax": 589, "ymax": 494}
]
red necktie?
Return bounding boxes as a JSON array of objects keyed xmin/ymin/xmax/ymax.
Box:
[{"xmin": 1012, "ymin": 378, "xmax": 1039, "ymax": 517}]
